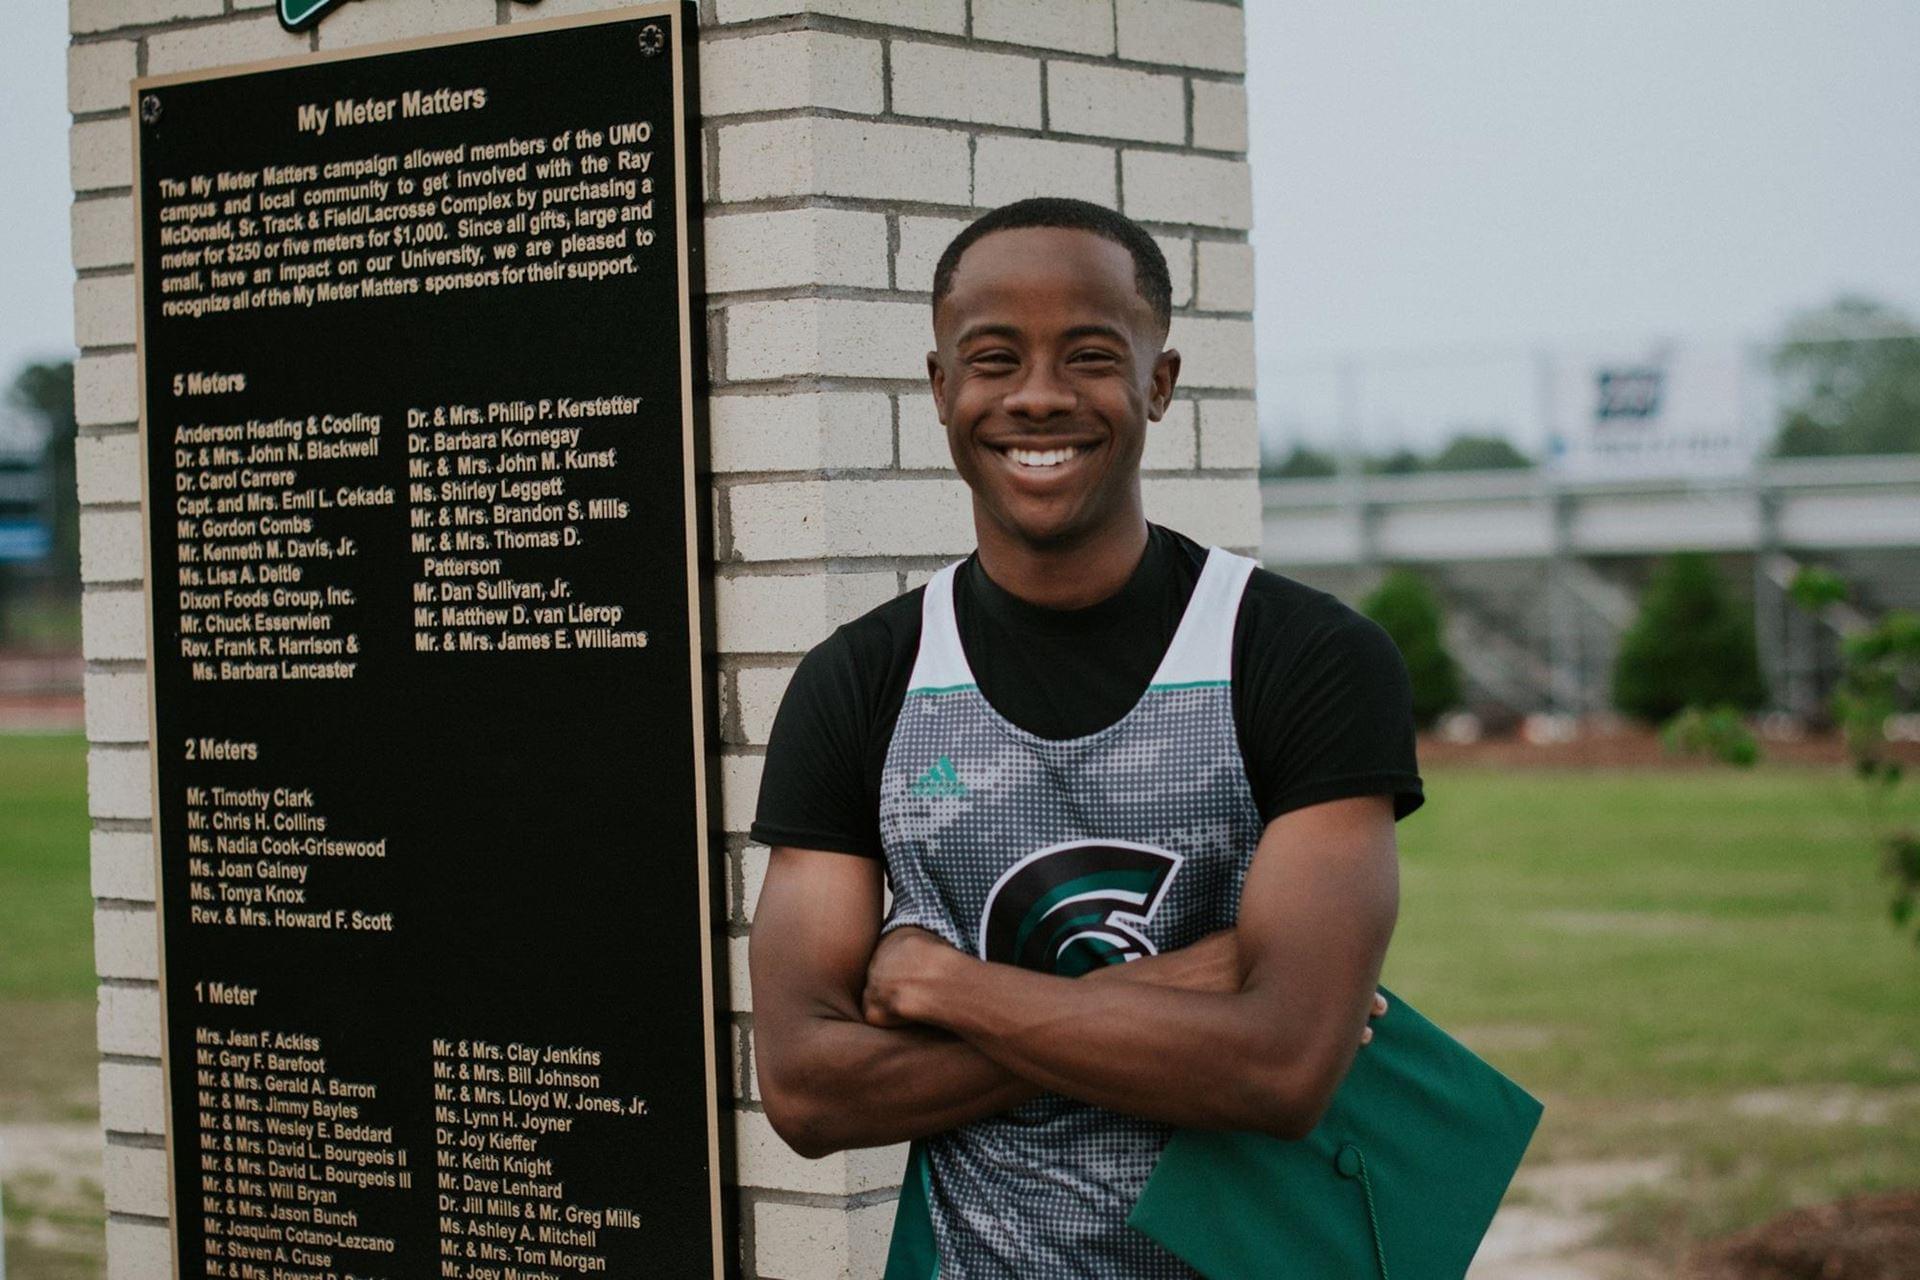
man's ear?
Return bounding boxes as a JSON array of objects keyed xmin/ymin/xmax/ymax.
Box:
[
  {"xmin": 926, "ymin": 351, "xmax": 948, "ymax": 425},
  {"xmin": 1147, "ymin": 347, "xmax": 1182, "ymax": 421}
]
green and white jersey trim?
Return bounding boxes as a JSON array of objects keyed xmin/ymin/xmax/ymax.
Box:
[
  {"xmin": 903, "ymin": 558, "xmax": 975, "ymax": 695},
  {"xmin": 905, "ymin": 547, "xmax": 1258, "ymax": 698}
]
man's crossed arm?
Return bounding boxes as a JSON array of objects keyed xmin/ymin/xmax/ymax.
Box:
[{"xmin": 748, "ymin": 794, "xmax": 1399, "ymax": 1159}]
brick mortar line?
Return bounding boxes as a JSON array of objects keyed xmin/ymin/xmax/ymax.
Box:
[
  {"xmin": 68, "ymin": 10, "xmax": 282, "ymax": 42},
  {"xmin": 708, "ymin": 104, "xmax": 1246, "ymax": 158},
  {"xmin": 70, "ymin": 7, "xmax": 1246, "ymax": 61},
  {"xmin": 702, "ymin": 192, "xmax": 1253, "ymax": 243},
  {"xmin": 708, "ymin": 469, "xmax": 967, "ymax": 488},
  {"xmin": 709, "ymin": 288, "xmax": 1249, "ymax": 317},
  {"xmin": 704, "ymin": 554, "xmax": 980, "ymax": 578},
  {"xmin": 101, "ymin": 1052, "xmax": 163, "ymax": 1067},
  {"xmin": 707, "ymin": 284, "xmax": 933, "ymax": 305},
  {"xmin": 714, "ymin": 654, "xmax": 804, "ymax": 669},
  {"xmin": 698, "ymin": 10, "xmax": 1244, "ymax": 81},
  {"xmin": 706, "ymin": 379, "xmax": 927, "ymax": 395},
  {"xmin": 695, "ymin": 12, "xmax": 811, "ymax": 42},
  {"xmin": 716, "ymin": 375, "xmax": 1252, "ymax": 395},
  {"xmin": 710, "ymin": 464, "xmax": 735, "ymax": 560},
  {"xmin": 678, "ymin": 386, "xmax": 1258, "ymax": 405},
  {"xmin": 709, "ymin": 192, "xmax": 973, "ymax": 218},
  {"xmin": 709, "ymin": 374, "xmax": 934, "ymax": 393},
  {"xmin": 889, "ymin": 381, "xmax": 905, "ymax": 467},
  {"xmin": 884, "ymin": 209, "xmax": 901, "ymax": 292},
  {"xmin": 709, "ymin": 464, "xmax": 1257, "ymax": 487},
  {"xmin": 744, "ymin": 1185, "xmax": 902, "ymax": 1210},
  {"xmin": 104, "ymin": 1130, "xmax": 166, "ymax": 1150}
]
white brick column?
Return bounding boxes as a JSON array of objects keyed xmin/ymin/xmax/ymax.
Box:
[{"xmin": 68, "ymin": 2, "xmax": 1258, "ymax": 1276}]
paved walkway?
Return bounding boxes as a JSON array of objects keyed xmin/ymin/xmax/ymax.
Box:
[{"xmin": 1469, "ymin": 1157, "xmax": 1677, "ymax": 1280}]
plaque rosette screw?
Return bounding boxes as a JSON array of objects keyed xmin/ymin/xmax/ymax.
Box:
[
  {"xmin": 637, "ymin": 23, "xmax": 665, "ymax": 56},
  {"xmin": 141, "ymin": 94, "xmax": 162, "ymax": 124}
]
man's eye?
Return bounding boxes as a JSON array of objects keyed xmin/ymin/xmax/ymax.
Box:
[
  {"xmin": 970, "ymin": 351, "xmax": 1017, "ymax": 368},
  {"xmin": 1070, "ymin": 349, "xmax": 1119, "ymax": 365}
]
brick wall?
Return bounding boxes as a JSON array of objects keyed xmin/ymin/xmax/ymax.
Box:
[{"xmin": 68, "ymin": 2, "xmax": 1256, "ymax": 1276}]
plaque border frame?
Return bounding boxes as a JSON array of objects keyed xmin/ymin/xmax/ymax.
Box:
[{"xmin": 128, "ymin": 7, "xmax": 726, "ymax": 1276}]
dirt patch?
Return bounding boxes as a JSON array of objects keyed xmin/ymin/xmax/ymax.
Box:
[
  {"xmin": 1681, "ymin": 1191, "xmax": 1920, "ymax": 1280},
  {"xmin": 0, "ymin": 1001, "xmax": 99, "ymax": 1124},
  {"xmin": 1, "ymin": 1121, "xmax": 106, "ymax": 1280},
  {"xmin": 1468, "ymin": 1158, "xmax": 1678, "ymax": 1279},
  {"xmin": 0, "ymin": 693, "xmax": 83, "ymax": 733},
  {"xmin": 0, "ymin": 653, "xmax": 83, "ymax": 732},
  {"xmin": 1728, "ymin": 1085, "xmax": 1920, "ymax": 1127}
]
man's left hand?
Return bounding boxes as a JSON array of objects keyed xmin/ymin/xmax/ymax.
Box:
[{"xmin": 863, "ymin": 926, "xmax": 966, "ymax": 1028}]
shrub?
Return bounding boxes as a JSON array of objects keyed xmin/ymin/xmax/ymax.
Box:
[
  {"xmin": 1660, "ymin": 705, "xmax": 1759, "ymax": 767},
  {"xmin": 1788, "ymin": 566, "xmax": 1920, "ymax": 945},
  {"xmin": 1613, "ymin": 554, "xmax": 1765, "ymax": 723},
  {"xmin": 1362, "ymin": 570, "xmax": 1461, "ymax": 727},
  {"xmin": 1264, "ymin": 444, "xmax": 1338, "ymax": 479}
]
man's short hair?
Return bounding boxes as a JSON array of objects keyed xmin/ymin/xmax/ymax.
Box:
[{"xmin": 931, "ymin": 197, "xmax": 1173, "ymax": 334}]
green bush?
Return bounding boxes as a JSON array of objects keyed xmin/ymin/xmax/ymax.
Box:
[
  {"xmin": 1788, "ymin": 565, "xmax": 1920, "ymax": 945},
  {"xmin": 1361, "ymin": 570, "xmax": 1461, "ymax": 727},
  {"xmin": 1263, "ymin": 444, "xmax": 1338, "ymax": 479},
  {"xmin": 1660, "ymin": 705, "xmax": 1760, "ymax": 767},
  {"xmin": 1613, "ymin": 554, "xmax": 1766, "ymax": 723}
]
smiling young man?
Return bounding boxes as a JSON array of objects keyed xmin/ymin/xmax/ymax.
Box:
[{"xmin": 747, "ymin": 198, "xmax": 1423, "ymax": 1277}]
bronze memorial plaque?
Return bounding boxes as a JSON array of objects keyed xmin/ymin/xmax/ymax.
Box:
[{"xmin": 131, "ymin": 7, "xmax": 724, "ymax": 1276}]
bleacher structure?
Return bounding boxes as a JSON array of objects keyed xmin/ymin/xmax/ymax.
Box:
[{"xmin": 1261, "ymin": 455, "xmax": 1920, "ymax": 719}]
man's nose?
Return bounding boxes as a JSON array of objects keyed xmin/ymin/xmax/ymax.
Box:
[{"xmin": 1002, "ymin": 364, "xmax": 1075, "ymax": 419}]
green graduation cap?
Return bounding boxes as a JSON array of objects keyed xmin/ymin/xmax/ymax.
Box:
[{"xmin": 1127, "ymin": 985, "xmax": 1543, "ymax": 1279}]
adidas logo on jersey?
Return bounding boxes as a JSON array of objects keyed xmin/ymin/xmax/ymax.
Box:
[{"xmin": 910, "ymin": 755, "xmax": 968, "ymax": 798}]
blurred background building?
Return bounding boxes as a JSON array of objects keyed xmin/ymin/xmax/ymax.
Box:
[{"xmin": 1260, "ymin": 316, "xmax": 1920, "ymax": 724}]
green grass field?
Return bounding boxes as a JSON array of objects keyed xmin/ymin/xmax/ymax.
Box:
[
  {"xmin": 1, "ymin": 733, "xmax": 102, "ymax": 1280},
  {"xmin": 1383, "ymin": 767, "xmax": 1920, "ymax": 1261},
  {"xmin": 2, "ymin": 737, "xmax": 1916, "ymax": 1275}
]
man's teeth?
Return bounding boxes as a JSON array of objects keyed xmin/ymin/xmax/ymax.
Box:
[{"xmin": 1007, "ymin": 446, "xmax": 1081, "ymax": 468}]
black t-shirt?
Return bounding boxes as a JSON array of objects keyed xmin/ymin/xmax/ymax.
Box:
[{"xmin": 750, "ymin": 525, "xmax": 1424, "ymax": 858}]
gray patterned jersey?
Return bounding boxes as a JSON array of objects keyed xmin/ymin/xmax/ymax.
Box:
[{"xmin": 879, "ymin": 546, "xmax": 1265, "ymax": 1278}]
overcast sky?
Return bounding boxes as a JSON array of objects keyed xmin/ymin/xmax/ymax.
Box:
[{"xmin": 6, "ymin": 3, "xmax": 1920, "ymax": 447}]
